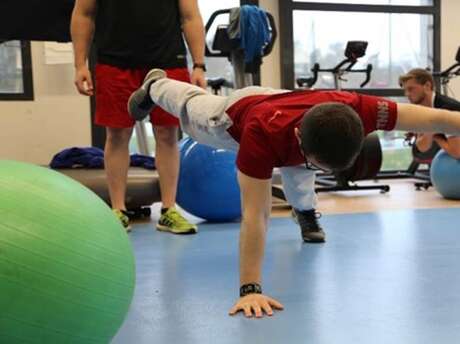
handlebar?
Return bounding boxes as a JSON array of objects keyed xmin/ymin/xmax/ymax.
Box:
[
  {"xmin": 297, "ymin": 40, "xmax": 372, "ymax": 89},
  {"xmin": 432, "ymin": 62, "xmax": 460, "ymax": 78},
  {"xmin": 297, "ymin": 58, "xmax": 373, "ymax": 88}
]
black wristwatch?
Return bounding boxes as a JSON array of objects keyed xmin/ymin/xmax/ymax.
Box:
[
  {"xmin": 193, "ymin": 63, "xmax": 207, "ymax": 72},
  {"xmin": 240, "ymin": 283, "xmax": 262, "ymax": 297}
]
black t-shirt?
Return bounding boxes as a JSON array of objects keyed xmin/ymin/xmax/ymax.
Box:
[
  {"xmin": 434, "ymin": 93, "xmax": 460, "ymax": 111},
  {"xmin": 95, "ymin": 0, "xmax": 187, "ymax": 69}
]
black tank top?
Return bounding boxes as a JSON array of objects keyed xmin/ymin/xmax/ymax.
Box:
[{"xmin": 95, "ymin": 0, "xmax": 187, "ymax": 69}]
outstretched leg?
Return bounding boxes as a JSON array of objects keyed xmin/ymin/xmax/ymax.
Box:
[{"xmin": 128, "ymin": 69, "xmax": 288, "ymax": 149}]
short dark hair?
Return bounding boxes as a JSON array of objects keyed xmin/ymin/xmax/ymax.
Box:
[
  {"xmin": 398, "ymin": 68, "xmax": 434, "ymax": 90},
  {"xmin": 300, "ymin": 102, "xmax": 364, "ymax": 171}
]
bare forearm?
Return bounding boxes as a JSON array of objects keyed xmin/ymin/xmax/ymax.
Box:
[
  {"xmin": 239, "ymin": 216, "xmax": 267, "ymax": 286},
  {"xmin": 71, "ymin": 14, "xmax": 95, "ymax": 68},
  {"xmin": 182, "ymin": 18, "xmax": 205, "ymax": 64},
  {"xmin": 434, "ymin": 136, "xmax": 460, "ymax": 159},
  {"xmin": 434, "ymin": 109, "xmax": 460, "ymax": 136},
  {"xmin": 396, "ymin": 103, "xmax": 460, "ymax": 135}
]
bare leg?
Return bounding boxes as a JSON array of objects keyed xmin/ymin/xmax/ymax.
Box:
[
  {"xmin": 104, "ymin": 127, "xmax": 133, "ymax": 210},
  {"xmin": 153, "ymin": 125, "xmax": 180, "ymax": 209}
]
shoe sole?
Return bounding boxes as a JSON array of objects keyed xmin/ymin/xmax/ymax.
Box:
[
  {"xmin": 156, "ymin": 224, "xmax": 197, "ymax": 235},
  {"xmin": 127, "ymin": 89, "xmax": 152, "ymax": 121},
  {"xmin": 303, "ymin": 238, "xmax": 326, "ymax": 243},
  {"xmin": 127, "ymin": 69, "xmax": 167, "ymax": 121},
  {"xmin": 303, "ymin": 232, "xmax": 326, "ymax": 243},
  {"xmin": 143, "ymin": 68, "xmax": 167, "ymax": 84}
]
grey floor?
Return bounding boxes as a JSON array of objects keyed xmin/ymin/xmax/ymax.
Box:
[{"xmin": 112, "ymin": 208, "xmax": 460, "ymax": 344}]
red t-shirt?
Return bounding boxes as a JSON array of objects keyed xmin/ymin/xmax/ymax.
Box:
[{"xmin": 225, "ymin": 90, "xmax": 397, "ymax": 179}]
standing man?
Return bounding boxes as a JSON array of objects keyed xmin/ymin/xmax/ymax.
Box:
[
  {"xmin": 399, "ymin": 68, "xmax": 460, "ymax": 159},
  {"xmin": 71, "ymin": 0, "xmax": 206, "ymax": 232}
]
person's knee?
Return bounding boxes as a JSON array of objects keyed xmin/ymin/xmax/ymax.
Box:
[
  {"xmin": 106, "ymin": 127, "xmax": 133, "ymax": 147},
  {"xmin": 415, "ymin": 141, "xmax": 430, "ymax": 153},
  {"xmin": 154, "ymin": 126, "xmax": 179, "ymax": 147}
]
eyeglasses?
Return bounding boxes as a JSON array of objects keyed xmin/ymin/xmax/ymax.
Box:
[
  {"xmin": 300, "ymin": 139, "xmax": 330, "ymax": 172},
  {"xmin": 304, "ymin": 158, "xmax": 333, "ymax": 173},
  {"xmin": 305, "ymin": 160, "xmax": 322, "ymax": 171}
]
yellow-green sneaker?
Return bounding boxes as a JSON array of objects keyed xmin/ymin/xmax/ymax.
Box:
[
  {"xmin": 113, "ymin": 209, "xmax": 132, "ymax": 232},
  {"xmin": 157, "ymin": 208, "xmax": 197, "ymax": 234}
]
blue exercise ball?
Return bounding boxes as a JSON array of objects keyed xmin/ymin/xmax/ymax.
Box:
[
  {"xmin": 430, "ymin": 150, "xmax": 460, "ymax": 200},
  {"xmin": 179, "ymin": 136, "xmax": 195, "ymax": 157},
  {"xmin": 177, "ymin": 138, "xmax": 241, "ymax": 222}
]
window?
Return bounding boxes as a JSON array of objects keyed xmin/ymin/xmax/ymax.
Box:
[
  {"xmin": 378, "ymin": 97, "xmax": 412, "ymax": 171},
  {"xmin": 280, "ymin": 0, "xmax": 440, "ymax": 94},
  {"xmin": 0, "ymin": 41, "xmax": 33, "ymax": 100},
  {"xmin": 293, "ymin": 0, "xmax": 432, "ymax": 5},
  {"xmin": 293, "ymin": 11, "xmax": 433, "ymax": 90},
  {"xmin": 280, "ymin": 0, "xmax": 440, "ymax": 170},
  {"xmin": 379, "ymin": 132, "xmax": 413, "ymax": 171}
]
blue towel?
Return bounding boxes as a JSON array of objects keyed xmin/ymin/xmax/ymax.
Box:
[
  {"xmin": 50, "ymin": 147, "xmax": 104, "ymax": 169},
  {"xmin": 130, "ymin": 154, "xmax": 155, "ymax": 170},
  {"xmin": 50, "ymin": 147, "xmax": 156, "ymax": 170},
  {"xmin": 232, "ymin": 5, "xmax": 271, "ymax": 64}
]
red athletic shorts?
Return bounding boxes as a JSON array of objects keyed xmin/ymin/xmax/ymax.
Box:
[{"xmin": 95, "ymin": 64, "xmax": 190, "ymax": 128}]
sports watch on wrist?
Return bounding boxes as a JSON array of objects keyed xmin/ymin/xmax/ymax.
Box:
[
  {"xmin": 240, "ymin": 283, "xmax": 262, "ymax": 297},
  {"xmin": 193, "ymin": 63, "xmax": 207, "ymax": 72}
]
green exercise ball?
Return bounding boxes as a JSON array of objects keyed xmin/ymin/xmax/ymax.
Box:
[{"xmin": 0, "ymin": 160, "xmax": 135, "ymax": 344}]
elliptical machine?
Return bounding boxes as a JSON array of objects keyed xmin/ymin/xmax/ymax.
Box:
[{"xmin": 204, "ymin": 8, "xmax": 277, "ymax": 89}]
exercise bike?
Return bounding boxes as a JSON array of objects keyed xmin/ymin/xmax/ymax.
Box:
[{"xmin": 297, "ymin": 41, "xmax": 390, "ymax": 194}]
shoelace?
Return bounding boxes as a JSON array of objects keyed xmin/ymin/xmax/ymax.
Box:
[{"xmin": 164, "ymin": 210, "xmax": 189, "ymax": 226}]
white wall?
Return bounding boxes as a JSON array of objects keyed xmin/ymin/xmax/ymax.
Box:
[
  {"xmin": 0, "ymin": 42, "xmax": 91, "ymax": 165},
  {"xmin": 260, "ymin": 0, "xmax": 281, "ymax": 89}
]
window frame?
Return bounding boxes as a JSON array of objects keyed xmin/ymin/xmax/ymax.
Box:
[
  {"xmin": 0, "ymin": 40, "xmax": 34, "ymax": 101},
  {"xmin": 278, "ymin": 0, "xmax": 441, "ymax": 96}
]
